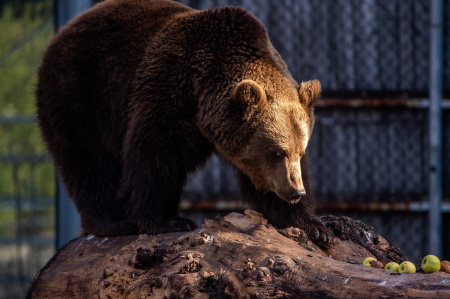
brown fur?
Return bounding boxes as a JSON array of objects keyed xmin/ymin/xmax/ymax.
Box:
[{"xmin": 37, "ymin": 0, "xmax": 331, "ymax": 245}]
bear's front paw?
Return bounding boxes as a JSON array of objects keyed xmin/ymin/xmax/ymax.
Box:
[
  {"xmin": 305, "ymin": 222, "xmax": 334, "ymax": 249},
  {"xmin": 167, "ymin": 216, "xmax": 198, "ymax": 233},
  {"xmin": 141, "ymin": 216, "xmax": 198, "ymax": 235}
]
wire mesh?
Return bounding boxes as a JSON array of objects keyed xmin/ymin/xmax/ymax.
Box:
[{"xmin": 309, "ymin": 109, "xmax": 430, "ymax": 200}]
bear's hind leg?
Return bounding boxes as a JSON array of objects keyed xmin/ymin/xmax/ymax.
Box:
[{"xmin": 56, "ymin": 148, "xmax": 137, "ymax": 236}]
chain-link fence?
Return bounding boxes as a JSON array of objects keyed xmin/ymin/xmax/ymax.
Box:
[
  {"xmin": 310, "ymin": 109, "xmax": 429, "ymax": 198},
  {"xmin": 1, "ymin": 0, "xmax": 449, "ymax": 297}
]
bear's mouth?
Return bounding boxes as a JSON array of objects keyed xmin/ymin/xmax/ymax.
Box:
[
  {"xmin": 275, "ymin": 191, "xmax": 302, "ymax": 204},
  {"xmin": 289, "ymin": 197, "xmax": 302, "ymax": 204}
]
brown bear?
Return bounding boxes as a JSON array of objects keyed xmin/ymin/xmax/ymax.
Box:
[{"xmin": 37, "ymin": 0, "xmax": 332, "ymax": 246}]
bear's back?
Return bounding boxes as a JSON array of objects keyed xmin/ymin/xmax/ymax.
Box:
[
  {"xmin": 39, "ymin": 0, "xmax": 194, "ymax": 102},
  {"xmin": 37, "ymin": 0, "xmax": 195, "ymax": 158}
]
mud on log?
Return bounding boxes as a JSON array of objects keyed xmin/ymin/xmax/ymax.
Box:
[{"xmin": 27, "ymin": 212, "xmax": 450, "ymax": 298}]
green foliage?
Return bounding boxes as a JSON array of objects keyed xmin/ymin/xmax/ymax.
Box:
[
  {"xmin": 0, "ymin": 0, "xmax": 54, "ymax": 235},
  {"xmin": 0, "ymin": 0, "xmax": 53, "ymax": 115}
]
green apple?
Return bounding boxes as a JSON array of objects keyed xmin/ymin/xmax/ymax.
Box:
[
  {"xmin": 421, "ymin": 255, "xmax": 441, "ymax": 273},
  {"xmin": 384, "ymin": 262, "xmax": 400, "ymax": 272},
  {"xmin": 398, "ymin": 261, "xmax": 416, "ymax": 273},
  {"xmin": 362, "ymin": 257, "xmax": 376, "ymax": 266}
]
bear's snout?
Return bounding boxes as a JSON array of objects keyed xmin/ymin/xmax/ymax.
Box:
[{"xmin": 291, "ymin": 189, "xmax": 306, "ymax": 201}]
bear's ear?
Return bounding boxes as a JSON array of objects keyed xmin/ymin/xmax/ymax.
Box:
[
  {"xmin": 232, "ymin": 80, "xmax": 267, "ymax": 121},
  {"xmin": 298, "ymin": 79, "xmax": 321, "ymax": 109}
]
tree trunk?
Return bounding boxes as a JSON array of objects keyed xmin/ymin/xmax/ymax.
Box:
[{"xmin": 27, "ymin": 211, "xmax": 450, "ymax": 298}]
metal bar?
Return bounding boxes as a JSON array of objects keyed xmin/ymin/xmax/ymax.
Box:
[
  {"xmin": 316, "ymin": 201, "xmax": 450, "ymax": 213},
  {"xmin": 55, "ymin": 0, "xmax": 93, "ymax": 30},
  {"xmin": 0, "ymin": 276, "xmax": 38, "ymax": 285},
  {"xmin": 56, "ymin": 175, "xmax": 81, "ymax": 248},
  {"xmin": 178, "ymin": 198, "xmax": 450, "ymax": 213},
  {"xmin": 0, "ymin": 154, "xmax": 50, "ymax": 163},
  {"xmin": 0, "ymin": 197, "xmax": 54, "ymax": 208},
  {"xmin": 0, "ymin": 237, "xmax": 54, "ymax": 246},
  {"xmin": 0, "ymin": 115, "xmax": 36, "ymax": 123},
  {"xmin": 179, "ymin": 198, "xmax": 243, "ymax": 211},
  {"xmin": 5, "ymin": 98, "xmax": 449, "ymax": 114},
  {"xmin": 316, "ymin": 98, "xmax": 450, "ymax": 109},
  {"xmin": 54, "ymin": 0, "xmax": 93, "ymax": 250},
  {"xmin": 428, "ymin": 0, "xmax": 444, "ymax": 258}
]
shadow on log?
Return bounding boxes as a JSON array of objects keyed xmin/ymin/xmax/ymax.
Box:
[{"xmin": 27, "ymin": 212, "xmax": 450, "ymax": 298}]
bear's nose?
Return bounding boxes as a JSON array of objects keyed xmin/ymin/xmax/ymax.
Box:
[{"xmin": 291, "ymin": 189, "xmax": 306, "ymax": 200}]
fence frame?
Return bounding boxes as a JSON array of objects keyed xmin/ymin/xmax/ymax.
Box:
[{"xmin": 428, "ymin": 0, "xmax": 444, "ymax": 258}]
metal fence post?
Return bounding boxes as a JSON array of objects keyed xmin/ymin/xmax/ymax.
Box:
[
  {"xmin": 54, "ymin": 0, "xmax": 93, "ymax": 249},
  {"xmin": 428, "ymin": 0, "xmax": 444, "ymax": 258},
  {"xmin": 56, "ymin": 175, "xmax": 80, "ymax": 248}
]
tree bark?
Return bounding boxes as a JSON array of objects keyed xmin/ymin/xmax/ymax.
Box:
[{"xmin": 27, "ymin": 211, "xmax": 450, "ymax": 298}]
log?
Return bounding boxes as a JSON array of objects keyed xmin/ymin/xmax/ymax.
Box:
[{"xmin": 27, "ymin": 212, "xmax": 450, "ymax": 298}]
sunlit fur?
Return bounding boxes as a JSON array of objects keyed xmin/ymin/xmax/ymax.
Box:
[{"xmin": 237, "ymin": 97, "xmax": 311, "ymax": 203}]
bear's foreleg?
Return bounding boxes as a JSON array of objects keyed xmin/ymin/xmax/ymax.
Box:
[
  {"xmin": 119, "ymin": 146, "xmax": 199, "ymax": 234},
  {"xmin": 119, "ymin": 116, "xmax": 212, "ymax": 235}
]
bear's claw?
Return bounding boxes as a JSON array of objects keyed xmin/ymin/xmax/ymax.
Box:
[{"xmin": 307, "ymin": 223, "xmax": 334, "ymax": 249}]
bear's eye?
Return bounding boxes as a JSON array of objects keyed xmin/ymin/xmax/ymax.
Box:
[{"xmin": 274, "ymin": 152, "xmax": 286, "ymax": 158}]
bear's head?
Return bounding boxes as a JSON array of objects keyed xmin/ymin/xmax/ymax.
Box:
[
  {"xmin": 234, "ymin": 79, "xmax": 320, "ymax": 203},
  {"xmin": 199, "ymin": 77, "xmax": 321, "ymax": 204}
]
